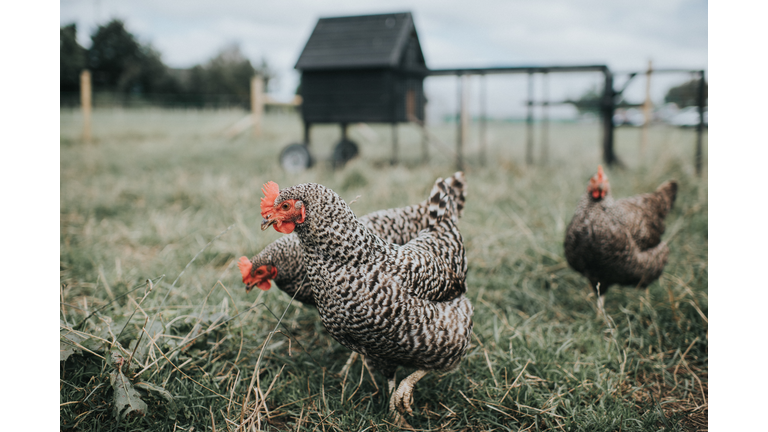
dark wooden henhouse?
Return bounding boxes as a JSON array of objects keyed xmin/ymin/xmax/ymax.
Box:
[{"xmin": 280, "ymin": 11, "xmax": 429, "ymax": 171}]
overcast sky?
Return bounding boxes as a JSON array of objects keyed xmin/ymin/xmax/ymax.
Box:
[{"xmin": 60, "ymin": 0, "xmax": 707, "ymax": 119}]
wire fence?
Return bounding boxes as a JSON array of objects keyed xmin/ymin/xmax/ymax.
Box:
[{"xmin": 60, "ymin": 91, "xmax": 299, "ymax": 112}]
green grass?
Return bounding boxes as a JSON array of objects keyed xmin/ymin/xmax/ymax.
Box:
[{"xmin": 60, "ymin": 108, "xmax": 707, "ymax": 431}]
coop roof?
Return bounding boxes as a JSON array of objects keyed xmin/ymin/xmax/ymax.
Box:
[{"xmin": 295, "ymin": 12, "xmax": 425, "ymax": 70}]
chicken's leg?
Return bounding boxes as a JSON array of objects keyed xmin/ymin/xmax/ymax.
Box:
[
  {"xmin": 596, "ymin": 294, "xmax": 605, "ymax": 316},
  {"xmin": 338, "ymin": 351, "xmax": 359, "ymax": 377},
  {"xmin": 594, "ymin": 282, "xmax": 606, "ymax": 317},
  {"xmin": 390, "ymin": 369, "xmax": 428, "ymax": 425},
  {"xmin": 387, "ymin": 376, "xmax": 397, "ymax": 408}
]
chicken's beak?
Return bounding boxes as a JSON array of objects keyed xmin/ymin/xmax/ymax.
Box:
[{"xmin": 261, "ymin": 217, "xmax": 277, "ymax": 231}]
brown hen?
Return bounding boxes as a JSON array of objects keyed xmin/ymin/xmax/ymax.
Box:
[{"xmin": 564, "ymin": 165, "xmax": 678, "ymax": 310}]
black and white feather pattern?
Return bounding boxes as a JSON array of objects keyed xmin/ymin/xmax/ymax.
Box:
[
  {"xmin": 269, "ymin": 177, "xmax": 473, "ymax": 379},
  {"xmin": 245, "ymin": 172, "xmax": 467, "ymax": 306}
]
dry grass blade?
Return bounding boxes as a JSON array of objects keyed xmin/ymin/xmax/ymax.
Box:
[
  {"xmin": 239, "ymin": 293, "xmax": 297, "ymax": 427},
  {"xmin": 672, "ymin": 337, "xmax": 700, "ymax": 387},
  {"xmin": 144, "ymin": 327, "xmax": 237, "ymax": 405},
  {"xmin": 499, "ymin": 359, "xmax": 531, "ymax": 405},
  {"xmin": 159, "ymin": 223, "xmax": 235, "ymax": 307},
  {"xmin": 499, "ymin": 206, "xmax": 561, "ymax": 261},
  {"xmin": 483, "ymin": 350, "xmax": 499, "ymax": 387}
]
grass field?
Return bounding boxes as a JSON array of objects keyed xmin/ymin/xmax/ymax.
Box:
[{"xmin": 60, "ymin": 108, "xmax": 708, "ymax": 431}]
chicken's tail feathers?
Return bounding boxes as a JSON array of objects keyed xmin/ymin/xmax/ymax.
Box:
[
  {"xmin": 428, "ymin": 177, "xmax": 458, "ymax": 227},
  {"xmin": 655, "ymin": 180, "xmax": 678, "ymax": 215},
  {"xmin": 445, "ymin": 171, "xmax": 466, "ymax": 218}
]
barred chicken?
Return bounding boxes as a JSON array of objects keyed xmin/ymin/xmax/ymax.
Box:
[
  {"xmin": 258, "ymin": 177, "xmax": 473, "ymax": 424},
  {"xmin": 564, "ymin": 165, "xmax": 678, "ymax": 309},
  {"xmin": 238, "ymin": 172, "xmax": 466, "ymax": 305}
]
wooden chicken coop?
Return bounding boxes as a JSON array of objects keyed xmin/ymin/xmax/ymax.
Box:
[
  {"xmin": 279, "ymin": 11, "xmax": 681, "ymax": 173},
  {"xmin": 280, "ymin": 11, "xmax": 429, "ymax": 171}
]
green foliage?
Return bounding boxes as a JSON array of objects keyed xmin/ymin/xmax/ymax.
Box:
[
  {"xmin": 60, "ymin": 24, "xmax": 86, "ymax": 93},
  {"xmin": 664, "ymin": 78, "xmax": 708, "ymax": 108},
  {"xmin": 179, "ymin": 44, "xmax": 269, "ymax": 108},
  {"xmin": 61, "ymin": 20, "xmax": 274, "ymax": 108},
  {"xmin": 86, "ymin": 20, "xmax": 174, "ymax": 94},
  {"xmin": 60, "ymin": 111, "xmax": 707, "ymax": 431}
]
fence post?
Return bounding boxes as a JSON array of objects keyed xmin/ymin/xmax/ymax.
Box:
[
  {"xmin": 695, "ymin": 70, "xmax": 705, "ymax": 177},
  {"xmin": 420, "ymin": 105, "xmax": 429, "ymax": 164},
  {"xmin": 80, "ymin": 70, "xmax": 92, "ymax": 144},
  {"xmin": 641, "ymin": 60, "xmax": 653, "ymax": 156},
  {"xmin": 251, "ymin": 74, "xmax": 263, "ymax": 137},
  {"xmin": 601, "ymin": 69, "xmax": 617, "ymax": 166},
  {"xmin": 526, "ymin": 72, "xmax": 534, "ymax": 166},
  {"xmin": 541, "ymin": 71, "xmax": 549, "ymax": 165},
  {"xmin": 479, "ymin": 73, "xmax": 487, "ymax": 166},
  {"xmin": 456, "ymin": 74, "xmax": 466, "ymax": 171}
]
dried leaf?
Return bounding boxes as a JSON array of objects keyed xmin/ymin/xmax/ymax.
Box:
[
  {"xmin": 135, "ymin": 381, "xmax": 177, "ymax": 416},
  {"xmin": 110, "ymin": 370, "xmax": 147, "ymax": 420},
  {"xmin": 60, "ymin": 331, "xmax": 86, "ymax": 362}
]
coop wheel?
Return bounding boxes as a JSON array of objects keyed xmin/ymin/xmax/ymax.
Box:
[
  {"xmin": 332, "ymin": 139, "xmax": 359, "ymax": 168},
  {"xmin": 279, "ymin": 143, "xmax": 313, "ymax": 173}
]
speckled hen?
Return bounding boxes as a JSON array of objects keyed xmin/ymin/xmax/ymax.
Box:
[
  {"xmin": 238, "ymin": 172, "xmax": 467, "ymax": 305},
  {"xmin": 258, "ymin": 177, "xmax": 473, "ymax": 423},
  {"xmin": 564, "ymin": 165, "xmax": 678, "ymax": 309}
]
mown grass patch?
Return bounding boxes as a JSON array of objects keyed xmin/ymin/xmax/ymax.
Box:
[{"xmin": 61, "ymin": 109, "xmax": 707, "ymax": 431}]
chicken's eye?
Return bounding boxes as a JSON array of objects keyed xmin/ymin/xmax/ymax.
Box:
[{"xmin": 281, "ymin": 203, "xmax": 289, "ymax": 210}]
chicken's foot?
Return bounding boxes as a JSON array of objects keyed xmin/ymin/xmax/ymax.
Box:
[
  {"xmin": 595, "ymin": 282, "xmax": 606, "ymax": 317},
  {"xmin": 389, "ymin": 369, "xmax": 428, "ymax": 427}
]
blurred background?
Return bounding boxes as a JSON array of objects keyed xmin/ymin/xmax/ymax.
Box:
[
  {"xmin": 60, "ymin": 1, "xmax": 708, "ymax": 176},
  {"xmin": 60, "ymin": 1, "xmax": 707, "ymax": 122}
]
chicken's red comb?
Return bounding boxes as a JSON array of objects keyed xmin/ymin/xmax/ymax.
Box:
[
  {"xmin": 238, "ymin": 256, "xmax": 253, "ymax": 281},
  {"xmin": 596, "ymin": 165, "xmax": 605, "ymax": 181},
  {"xmin": 260, "ymin": 181, "xmax": 280, "ymax": 217}
]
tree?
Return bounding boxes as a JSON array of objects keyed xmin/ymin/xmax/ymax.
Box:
[
  {"xmin": 60, "ymin": 24, "xmax": 86, "ymax": 93},
  {"xmin": 664, "ymin": 78, "xmax": 708, "ymax": 108},
  {"xmin": 566, "ymin": 85, "xmax": 603, "ymax": 115},
  {"xmin": 178, "ymin": 44, "xmax": 274, "ymax": 108},
  {"xmin": 86, "ymin": 19, "xmax": 174, "ymax": 95}
]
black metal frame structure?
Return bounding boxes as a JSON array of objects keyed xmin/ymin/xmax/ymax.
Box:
[
  {"xmin": 613, "ymin": 68, "xmax": 707, "ymax": 175},
  {"xmin": 428, "ymin": 65, "xmax": 614, "ymax": 170},
  {"xmin": 285, "ymin": 12, "xmax": 706, "ymax": 174}
]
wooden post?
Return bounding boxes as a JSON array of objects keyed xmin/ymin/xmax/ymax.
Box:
[
  {"xmin": 541, "ymin": 72, "xmax": 549, "ymax": 165},
  {"xmin": 80, "ymin": 70, "xmax": 92, "ymax": 144},
  {"xmin": 421, "ymin": 99, "xmax": 429, "ymax": 163},
  {"xmin": 456, "ymin": 74, "xmax": 466, "ymax": 171},
  {"xmin": 251, "ymin": 74, "xmax": 263, "ymax": 137},
  {"xmin": 461, "ymin": 75, "xmax": 469, "ymax": 158},
  {"xmin": 479, "ymin": 74, "xmax": 487, "ymax": 166},
  {"xmin": 641, "ymin": 60, "xmax": 653, "ymax": 156},
  {"xmin": 526, "ymin": 72, "xmax": 534, "ymax": 166}
]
